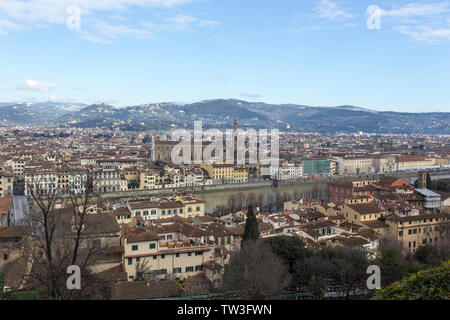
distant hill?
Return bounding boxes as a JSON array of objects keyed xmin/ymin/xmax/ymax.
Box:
[{"xmin": 0, "ymin": 99, "xmax": 448, "ymax": 134}]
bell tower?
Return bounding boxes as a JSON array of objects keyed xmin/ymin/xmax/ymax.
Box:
[{"xmin": 418, "ymin": 171, "xmax": 427, "ymax": 189}]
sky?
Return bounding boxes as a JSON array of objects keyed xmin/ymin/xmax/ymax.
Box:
[{"xmin": 0, "ymin": 0, "xmax": 449, "ymax": 112}]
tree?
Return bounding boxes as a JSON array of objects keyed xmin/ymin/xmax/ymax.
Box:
[
  {"xmin": 134, "ymin": 259, "xmax": 153, "ymax": 282},
  {"xmin": 308, "ymin": 274, "xmax": 328, "ymax": 300},
  {"xmin": 293, "ymin": 247, "xmax": 370, "ymax": 299},
  {"xmin": 415, "ymin": 239, "xmax": 450, "ymax": 267},
  {"xmin": 264, "ymin": 236, "xmax": 309, "ymax": 275},
  {"xmin": 222, "ymin": 240, "xmax": 290, "ymax": 299},
  {"xmin": 23, "ymin": 172, "xmax": 111, "ymax": 300},
  {"xmin": 373, "ymin": 260, "xmax": 450, "ymax": 300},
  {"xmin": 242, "ymin": 204, "xmax": 259, "ymax": 245}
]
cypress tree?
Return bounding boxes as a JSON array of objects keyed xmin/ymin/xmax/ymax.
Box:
[{"xmin": 242, "ymin": 204, "xmax": 260, "ymax": 245}]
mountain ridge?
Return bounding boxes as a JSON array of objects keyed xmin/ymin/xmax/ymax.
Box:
[{"xmin": 0, "ymin": 99, "xmax": 448, "ymax": 134}]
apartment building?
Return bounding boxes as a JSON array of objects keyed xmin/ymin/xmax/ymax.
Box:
[
  {"xmin": 92, "ymin": 168, "xmax": 128, "ymax": 193},
  {"xmin": 396, "ymin": 156, "xmax": 435, "ymax": 171},
  {"xmin": 0, "ymin": 170, "xmax": 13, "ymax": 197},
  {"xmin": 115, "ymin": 196, "xmax": 206, "ymax": 224},
  {"xmin": 56, "ymin": 168, "xmax": 88, "ymax": 194},
  {"xmin": 384, "ymin": 212, "xmax": 449, "ymax": 253},
  {"xmin": 342, "ymin": 202, "xmax": 387, "ymax": 226},
  {"xmin": 24, "ymin": 168, "xmax": 58, "ymax": 196},
  {"xmin": 183, "ymin": 167, "xmax": 212, "ymax": 187},
  {"xmin": 271, "ymin": 162, "xmax": 303, "ymax": 180},
  {"xmin": 373, "ymin": 156, "xmax": 397, "ymax": 173},
  {"xmin": 301, "ymin": 158, "xmax": 331, "ymax": 176},
  {"xmin": 200, "ymin": 164, "xmax": 248, "ymax": 184},
  {"xmin": 328, "ymin": 179, "xmax": 378, "ymax": 204},
  {"xmin": 123, "ymin": 222, "xmax": 222, "ymax": 282},
  {"xmin": 337, "ymin": 156, "xmax": 375, "ymax": 175}
]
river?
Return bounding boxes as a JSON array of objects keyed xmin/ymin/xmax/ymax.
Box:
[{"xmin": 196, "ymin": 183, "xmax": 328, "ymax": 213}]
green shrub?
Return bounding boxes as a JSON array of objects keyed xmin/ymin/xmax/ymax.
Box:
[{"xmin": 373, "ymin": 260, "xmax": 450, "ymax": 300}]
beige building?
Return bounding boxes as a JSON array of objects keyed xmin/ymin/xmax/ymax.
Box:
[
  {"xmin": 396, "ymin": 156, "xmax": 434, "ymax": 170},
  {"xmin": 384, "ymin": 212, "xmax": 449, "ymax": 253},
  {"xmin": 0, "ymin": 172, "xmax": 13, "ymax": 197},
  {"xmin": 373, "ymin": 156, "xmax": 397, "ymax": 173},
  {"xmin": 200, "ymin": 163, "xmax": 248, "ymax": 183},
  {"xmin": 343, "ymin": 202, "xmax": 387, "ymax": 226},
  {"xmin": 339, "ymin": 157, "xmax": 375, "ymax": 175},
  {"xmin": 115, "ymin": 196, "xmax": 206, "ymax": 224},
  {"xmin": 123, "ymin": 219, "xmax": 233, "ymax": 284}
]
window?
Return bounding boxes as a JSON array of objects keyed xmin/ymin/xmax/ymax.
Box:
[
  {"xmin": 151, "ymin": 210, "xmax": 157, "ymax": 215},
  {"xmin": 413, "ymin": 229, "xmax": 417, "ymax": 234},
  {"xmin": 408, "ymin": 230, "xmax": 412, "ymax": 235},
  {"xmin": 167, "ymin": 235, "xmax": 172, "ymax": 240},
  {"xmin": 143, "ymin": 210, "xmax": 149, "ymax": 216},
  {"xmin": 161, "ymin": 254, "xmax": 165, "ymax": 259},
  {"xmin": 132, "ymin": 245, "xmax": 138, "ymax": 251},
  {"xmin": 136, "ymin": 257, "xmax": 140, "ymax": 263},
  {"xmin": 188, "ymin": 252, "xmax": 192, "ymax": 256},
  {"xmin": 3, "ymin": 253, "xmax": 8, "ymax": 261},
  {"xmin": 176, "ymin": 253, "xmax": 180, "ymax": 258},
  {"xmin": 188, "ymin": 207, "xmax": 192, "ymax": 212},
  {"xmin": 174, "ymin": 209, "xmax": 177, "ymax": 214},
  {"xmin": 173, "ymin": 267, "xmax": 182, "ymax": 273},
  {"xmin": 149, "ymin": 243, "xmax": 156, "ymax": 249},
  {"xmin": 161, "ymin": 210, "xmax": 166, "ymax": 216},
  {"xmin": 128, "ymin": 258, "xmax": 132, "ymax": 265},
  {"xmin": 195, "ymin": 265, "xmax": 203, "ymax": 271},
  {"xmin": 196, "ymin": 206, "xmax": 200, "ymax": 212},
  {"xmin": 153, "ymin": 255, "xmax": 157, "ymax": 260},
  {"xmin": 185, "ymin": 266, "xmax": 194, "ymax": 272},
  {"xmin": 179, "ymin": 208, "xmax": 183, "ymax": 214},
  {"xmin": 399, "ymin": 231, "xmax": 403, "ymax": 237},
  {"xmin": 153, "ymin": 269, "xmax": 167, "ymax": 276},
  {"xmin": 135, "ymin": 211, "xmax": 141, "ymax": 216},
  {"xmin": 195, "ymin": 251, "xmax": 203, "ymax": 256}
]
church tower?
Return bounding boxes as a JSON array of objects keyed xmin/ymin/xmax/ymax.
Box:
[
  {"xmin": 233, "ymin": 117, "xmax": 238, "ymax": 133},
  {"xmin": 418, "ymin": 171, "xmax": 427, "ymax": 189}
]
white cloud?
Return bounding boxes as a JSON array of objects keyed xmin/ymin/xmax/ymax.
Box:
[
  {"xmin": 159, "ymin": 14, "xmax": 220, "ymax": 31},
  {"xmin": 15, "ymin": 80, "xmax": 56, "ymax": 92},
  {"xmin": 379, "ymin": 2, "xmax": 450, "ymax": 18},
  {"xmin": 239, "ymin": 93, "xmax": 262, "ymax": 99},
  {"xmin": 0, "ymin": 0, "xmax": 209, "ymax": 40},
  {"xmin": 93, "ymin": 21, "xmax": 153, "ymax": 39},
  {"xmin": 376, "ymin": 2, "xmax": 450, "ymax": 43},
  {"xmin": 0, "ymin": 18, "xmax": 24, "ymax": 34},
  {"xmin": 394, "ymin": 25, "xmax": 450, "ymax": 43},
  {"xmin": 314, "ymin": 0, "xmax": 354, "ymax": 21}
]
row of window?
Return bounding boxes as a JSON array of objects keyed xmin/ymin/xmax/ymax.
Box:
[
  {"xmin": 134, "ymin": 206, "xmax": 201, "ymax": 216},
  {"xmin": 400, "ymin": 226, "xmax": 439, "ymax": 236},
  {"xmin": 127, "ymin": 251, "xmax": 204, "ymax": 264}
]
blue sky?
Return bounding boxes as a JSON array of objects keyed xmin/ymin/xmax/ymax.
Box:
[{"xmin": 0, "ymin": 0, "xmax": 449, "ymax": 112}]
